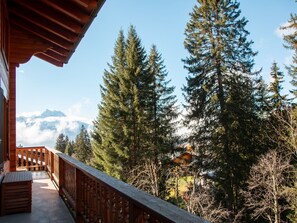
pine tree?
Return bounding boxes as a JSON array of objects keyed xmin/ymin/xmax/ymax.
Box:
[
  {"xmin": 183, "ymin": 0, "xmax": 264, "ymax": 216},
  {"xmin": 55, "ymin": 133, "xmax": 68, "ymax": 153},
  {"xmin": 74, "ymin": 125, "xmax": 92, "ymax": 164},
  {"xmin": 268, "ymin": 62, "xmax": 288, "ymax": 112}
]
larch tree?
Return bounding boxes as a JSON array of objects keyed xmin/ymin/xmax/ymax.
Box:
[
  {"xmin": 183, "ymin": 0, "xmax": 265, "ymax": 217},
  {"xmin": 75, "ymin": 125, "xmax": 92, "ymax": 164},
  {"xmin": 243, "ymin": 150, "xmax": 292, "ymax": 223}
]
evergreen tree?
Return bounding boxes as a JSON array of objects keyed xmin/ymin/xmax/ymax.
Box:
[
  {"xmin": 282, "ymin": 7, "xmax": 297, "ymax": 99},
  {"xmin": 183, "ymin": 0, "xmax": 264, "ymax": 216},
  {"xmin": 268, "ymin": 62, "xmax": 288, "ymax": 112},
  {"xmin": 75, "ymin": 125, "xmax": 92, "ymax": 164},
  {"xmin": 129, "ymin": 45, "xmax": 178, "ymax": 197},
  {"xmin": 92, "ymin": 27, "xmax": 178, "ymax": 190},
  {"xmin": 92, "ymin": 26, "xmax": 149, "ymax": 180},
  {"xmin": 92, "ymin": 30, "xmax": 126, "ymax": 178},
  {"xmin": 65, "ymin": 140, "xmax": 75, "ymax": 157},
  {"xmin": 55, "ymin": 133, "xmax": 68, "ymax": 153},
  {"xmin": 120, "ymin": 25, "xmax": 149, "ymax": 172},
  {"xmin": 146, "ymin": 45, "xmax": 178, "ymax": 156}
]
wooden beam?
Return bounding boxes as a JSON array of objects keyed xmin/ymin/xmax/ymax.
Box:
[
  {"xmin": 73, "ymin": 0, "xmax": 98, "ymax": 10},
  {"xmin": 10, "ymin": 26, "xmax": 51, "ymax": 65},
  {"xmin": 11, "ymin": 15, "xmax": 73, "ymax": 50},
  {"xmin": 51, "ymin": 46, "xmax": 71, "ymax": 58},
  {"xmin": 35, "ymin": 53, "xmax": 64, "ymax": 67},
  {"xmin": 10, "ymin": 5, "xmax": 78, "ymax": 42},
  {"xmin": 11, "ymin": 0, "xmax": 83, "ymax": 33},
  {"xmin": 40, "ymin": 0, "xmax": 90, "ymax": 23},
  {"xmin": 8, "ymin": 65, "xmax": 16, "ymax": 171},
  {"xmin": 42, "ymin": 50, "xmax": 68, "ymax": 63}
]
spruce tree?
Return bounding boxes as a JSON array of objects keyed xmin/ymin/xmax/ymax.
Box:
[
  {"xmin": 120, "ymin": 26, "xmax": 148, "ymax": 171},
  {"xmin": 92, "ymin": 27, "xmax": 178, "ymax": 190},
  {"xmin": 282, "ymin": 7, "xmax": 297, "ymax": 99},
  {"xmin": 130, "ymin": 45, "xmax": 178, "ymax": 197},
  {"xmin": 147, "ymin": 45, "xmax": 178, "ymax": 155},
  {"xmin": 92, "ymin": 26, "xmax": 149, "ymax": 180},
  {"xmin": 183, "ymin": 0, "xmax": 263, "ymax": 216},
  {"xmin": 74, "ymin": 125, "xmax": 92, "ymax": 164},
  {"xmin": 65, "ymin": 140, "xmax": 75, "ymax": 157},
  {"xmin": 268, "ymin": 62, "xmax": 288, "ymax": 112},
  {"xmin": 55, "ymin": 133, "xmax": 68, "ymax": 153},
  {"xmin": 92, "ymin": 30, "xmax": 126, "ymax": 178}
]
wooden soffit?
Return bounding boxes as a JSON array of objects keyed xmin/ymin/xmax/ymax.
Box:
[{"xmin": 8, "ymin": 0, "xmax": 105, "ymax": 67}]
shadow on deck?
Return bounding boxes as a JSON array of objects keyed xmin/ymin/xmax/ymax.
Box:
[{"xmin": 0, "ymin": 171, "xmax": 74, "ymax": 223}]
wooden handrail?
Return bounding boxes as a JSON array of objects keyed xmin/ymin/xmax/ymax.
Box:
[
  {"xmin": 16, "ymin": 146, "xmax": 209, "ymax": 223},
  {"xmin": 16, "ymin": 146, "xmax": 48, "ymax": 171}
]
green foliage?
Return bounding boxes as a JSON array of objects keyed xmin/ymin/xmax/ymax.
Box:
[
  {"xmin": 182, "ymin": 0, "xmax": 265, "ymax": 217},
  {"xmin": 282, "ymin": 11, "xmax": 297, "ymax": 99},
  {"xmin": 65, "ymin": 140, "xmax": 75, "ymax": 157},
  {"xmin": 74, "ymin": 125, "xmax": 92, "ymax": 164},
  {"xmin": 55, "ymin": 133, "xmax": 68, "ymax": 153},
  {"xmin": 92, "ymin": 26, "xmax": 178, "ymax": 193},
  {"xmin": 92, "ymin": 27, "xmax": 146, "ymax": 179},
  {"xmin": 268, "ymin": 62, "xmax": 288, "ymax": 111}
]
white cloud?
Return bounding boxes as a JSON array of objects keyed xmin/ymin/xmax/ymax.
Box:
[
  {"xmin": 275, "ymin": 21, "xmax": 295, "ymax": 38},
  {"xmin": 16, "ymin": 108, "xmax": 92, "ymax": 148},
  {"xmin": 66, "ymin": 97, "xmax": 94, "ymax": 124},
  {"xmin": 17, "ymin": 111, "xmax": 42, "ymax": 117},
  {"xmin": 16, "ymin": 121, "xmax": 57, "ymax": 147}
]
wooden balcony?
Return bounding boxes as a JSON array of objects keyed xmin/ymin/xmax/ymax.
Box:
[{"xmin": 1, "ymin": 146, "xmax": 208, "ymax": 223}]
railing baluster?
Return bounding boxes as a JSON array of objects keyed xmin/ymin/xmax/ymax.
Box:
[{"xmin": 76, "ymin": 168, "xmax": 83, "ymax": 223}]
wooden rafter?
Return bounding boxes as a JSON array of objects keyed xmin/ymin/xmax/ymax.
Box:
[{"xmin": 8, "ymin": 0, "xmax": 106, "ymax": 67}]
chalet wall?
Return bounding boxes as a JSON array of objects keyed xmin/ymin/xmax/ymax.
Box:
[
  {"xmin": 0, "ymin": 0, "xmax": 9, "ymax": 100},
  {"xmin": 0, "ymin": 0, "xmax": 9, "ymax": 171}
]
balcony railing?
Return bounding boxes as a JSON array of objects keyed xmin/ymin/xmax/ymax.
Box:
[{"xmin": 16, "ymin": 146, "xmax": 208, "ymax": 223}]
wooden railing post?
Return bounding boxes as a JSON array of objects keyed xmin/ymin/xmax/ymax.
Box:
[
  {"xmin": 44, "ymin": 147, "xmax": 48, "ymax": 170},
  {"xmin": 50, "ymin": 152, "xmax": 54, "ymax": 180},
  {"xmin": 58, "ymin": 156, "xmax": 64, "ymax": 196},
  {"xmin": 76, "ymin": 168, "xmax": 83, "ymax": 223}
]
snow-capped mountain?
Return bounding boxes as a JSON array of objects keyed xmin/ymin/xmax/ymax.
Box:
[{"xmin": 16, "ymin": 109, "xmax": 92, "ymax": 148}]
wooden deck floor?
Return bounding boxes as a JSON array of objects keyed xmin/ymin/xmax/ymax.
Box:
[{"xmin": 0, "ymin": 171, "xmax": 74, "ymax": 223}]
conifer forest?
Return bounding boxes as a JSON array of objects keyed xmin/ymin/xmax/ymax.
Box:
[{"xmin": 57, "ymin": 1, "xmax": 297, "ymax": 222}]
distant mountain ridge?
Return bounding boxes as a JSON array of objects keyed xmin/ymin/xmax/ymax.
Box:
[{"xmin": 16, "ymin": 109, "xmax": 92, "ymax": 148}]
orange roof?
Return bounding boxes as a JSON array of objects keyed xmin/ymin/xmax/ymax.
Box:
[{"xmin": 8, "ymin": 0, "xmax": 105, "ymax": 67}]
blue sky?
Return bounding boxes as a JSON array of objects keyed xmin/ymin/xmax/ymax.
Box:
[{"xmin": 16, "ymin": 0, "xmax": 296, "ymax": 123}]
